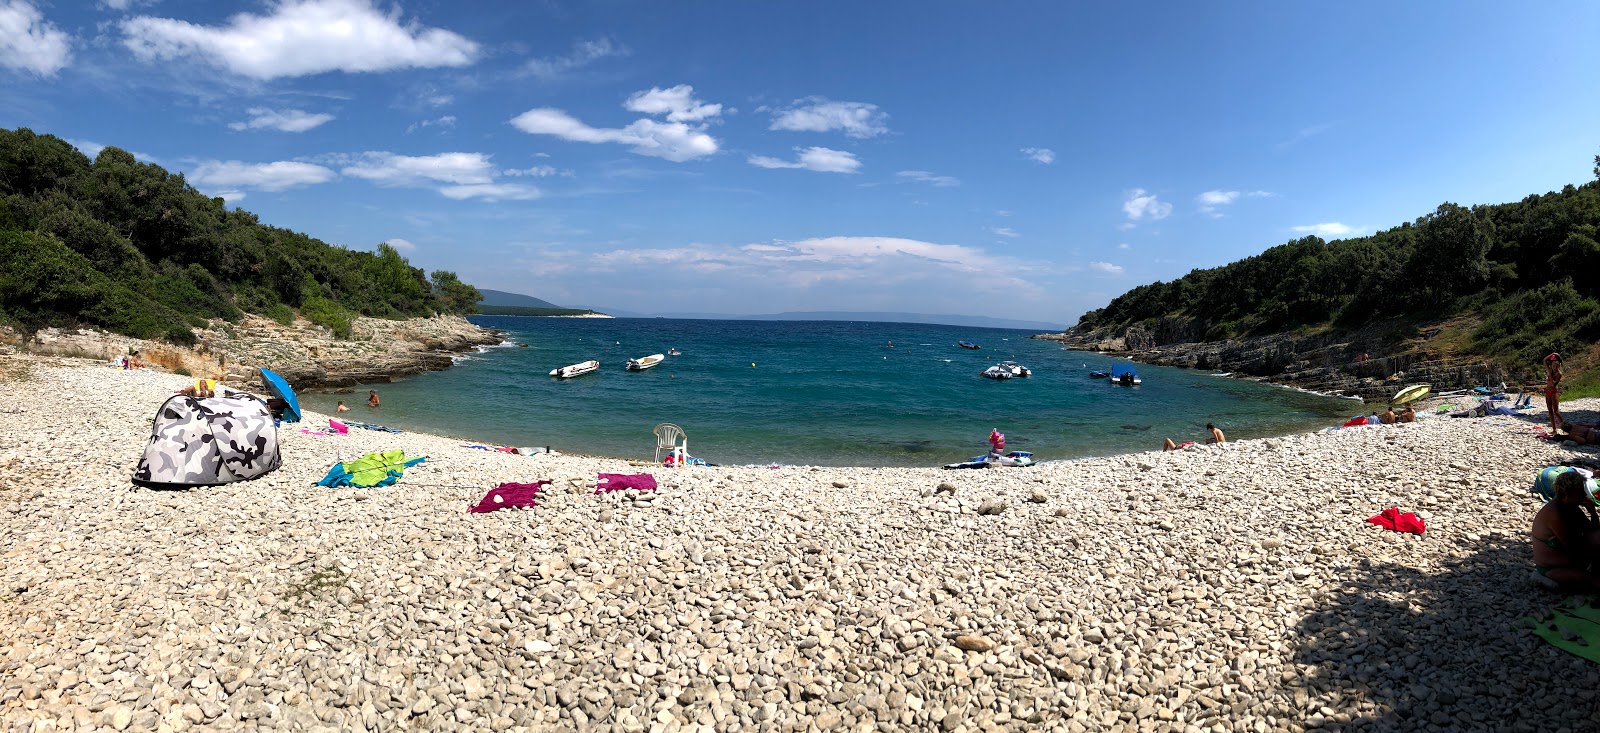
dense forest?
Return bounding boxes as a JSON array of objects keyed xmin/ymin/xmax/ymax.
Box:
[
  {"xmin": 1077, "ymin": 156, "xmax": 1600, "ymax": 366},
  {"xmin": 0, "ymin": 128, "xmax": 481, "ymax": 344}
]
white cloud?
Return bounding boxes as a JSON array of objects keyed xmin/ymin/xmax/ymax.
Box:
[
  {"xmin": 384, "ymin": 238, "xmax": 417, "ymax": 252},
  {"xmin": 189, "ymin": 160, "xmax": 337, "ymax": 192},
  {"xmin": 509, "ymin": 87, "xmax": 721, "ymax": 162},
  {"xmin": 1088, "ymin": 261, "xmax": 1124, "ymax": 274},
  {"xmin": 406, "ymin": 115, "xmax": 456, "ymax": 133},
  {"xmin": 1116, "ymin": 243, "xmax": 1131, "ymax": 250},
  {"xmin": 438, "ymin": 183, "xmax": 540, "ymax": 201},
  {"xmin": 624, "ymin": 84, "xmax": 720, "ymax": 122},
  {"xmin": 0, "ymin": 0, "xmax": 73, "ymax": 77},
  {"xmin": 1291, "ymin": 222, "xmax": 1359, "ymax": 237},
  {"xmin": 68, "ymin": 139, "xmax": 105, "ymax": 158},
  {"xmin": 216, "ymin": 191, "xmax": 245, "ymax": 202},
  {"xmin": 1247, "ymin": 190, "xmax": 1275, "ymax": 198},
  {"xmin": 502, "ymin": 165, "xmax": 558, "ymax": 177},
  {"xmin": 1195, "ymin": 189, "xmax": 1239, "ymax": 217},
  {"xmin": 120, "ymin": 0, "xmax": 479, "ymax": 80},
  {"xmin": 522, "ymin": 37, "xmax": 628, "ymax": 79},
  {"xmin": 228, "ymin": 107, "xmax": 334, "ymax": 133},
  {"xmin": 1122, "ymin": 188, "xmax": 1172, "ymax": 222},
  {"xmin": 989, "ymin": 227, "xmax": 1019, "ymax": 238},
  {"xmin": 748, "ymin": 147, "xmax": 860, "ymax": 174},
  {"xmin": 340, "ymin": 151, "xmax": 495, "ymax": 186},
  {"xmin": 1021, "ymin": 147, "xmax": 1055, "ymax": 164},
  {"xmin": 896, "ymin": 170, "xmax": 959, "ymax": 187},
  {"xmin": 769, "ymin": 98, "xmax": 888, "ymax": 138},
  {"xmin": 995, "ymin": 210, "xmax": 1013, "ymax": 217},
  {"xmin": 1117, "ymin": 222, "xmax": 1136, "ymax": 231}
]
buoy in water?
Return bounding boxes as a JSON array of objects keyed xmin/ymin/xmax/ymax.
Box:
[{"xmin": 751, "ymin": 363, "xmax": 756, "ymax": 367}]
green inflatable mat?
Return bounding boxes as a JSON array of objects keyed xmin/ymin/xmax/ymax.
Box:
[{"xmin": 1525, "ymin": 601, "xmax": 1600, "ymax": 664}]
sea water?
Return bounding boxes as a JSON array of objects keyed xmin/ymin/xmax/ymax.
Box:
[{"xmin": 296, "ymin": 317, "xmax": 1355, "ymax": 467}]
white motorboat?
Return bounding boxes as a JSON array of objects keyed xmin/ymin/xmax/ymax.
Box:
[
  {"xmin": 981, "ymin": 365, "xmax": 1014, "ymax": 380},
  {"xmin": 625, "ymin": 354, "xmax": 665, "ymax": 371},
  {"xmin": 549, "ymin": 360, "xmax": 599, "ymax": 379},
  {"xmin": 997, "ymin": 361, "xmax": 1032, "ymax": 377}
]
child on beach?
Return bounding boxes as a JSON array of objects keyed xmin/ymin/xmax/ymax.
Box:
[{"xmin": 1531, "ymin": 470, "xmax": 1600, "ymax": 592}]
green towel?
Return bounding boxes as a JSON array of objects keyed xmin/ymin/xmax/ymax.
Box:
[{"xmin": 1525, "ymin": 602, "xmax": 1600, "ymax": 664}]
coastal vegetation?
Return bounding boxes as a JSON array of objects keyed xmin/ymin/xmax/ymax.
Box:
[
  {"xmin": 0, "ymin": 127, "xmax": 481, "ymax": 344},
  {"xmin": 1076, "ymin": 160, "xmax": 1600, "ymax": 387}
]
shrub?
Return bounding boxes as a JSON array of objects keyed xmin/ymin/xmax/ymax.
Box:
[
  {"xmin": 265, "ymin": 303, "xmax": 294, "ymax": 326},
  {"xmin": 299, "ymin": 295, "xmax": 352, "ymax": 339}
]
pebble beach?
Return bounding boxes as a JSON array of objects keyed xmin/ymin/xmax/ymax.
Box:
[{"xmin": 3, "ymin": 357, "xmax": 1599, "ymax": 732}]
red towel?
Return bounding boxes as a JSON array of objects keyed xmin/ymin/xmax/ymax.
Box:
[
  {"xmin": 596, "ymin": 473, "xmax": 658, "ymax": 493},
  {"xmin": 469, "ymin": 481, "xmax": 548, "ymax": 513},
  {"xmin": 1367, "ymin": 506, "xmax": 1426, "ymax": 535}
]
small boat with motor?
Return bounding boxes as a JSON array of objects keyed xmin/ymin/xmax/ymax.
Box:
[
  {"xmin": 998, "ymin": 361, "xmax": 1031, "ymax": 377},
  {"xmin": 1088, "ymin": 369, "xmax": 1110, "ymax": 379},
  {"xmin": 668, "ymin": 348, "xmax": 682, "ymax": 356},
  {"xmin": 981, "ymin": 365, "xmax": 1013, "ymax": 380},
  {"xmin": 1109, "ymin": 364, "xmax": 1142, "ymax": 386},
  {"xmin": 625, "ymin": 354, "xmax": 665, "ymax": 371},
  {"xmin": 550, "ymin": 360, "xmax": 600, "ymax": 379},
  {"xmin": 958, "ymin": 341, "xmax": 981, "ymax": 349}
]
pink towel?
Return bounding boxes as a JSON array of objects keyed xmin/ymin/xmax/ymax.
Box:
[
  {"xmin": 596, "ymin": 473, "xmax": 658, "ymax": 493},
  {"xmin": 469, "ymin": 481, "xmax": 548, "ymax": 513},
  {"xmin": 329, "ymin": 419, "xmax": 349, "ymax": 435}
]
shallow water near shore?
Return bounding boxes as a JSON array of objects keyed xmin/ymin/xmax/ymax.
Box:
[{"xmin": 297, "ymin": 316, "xmax": 1355, "ymax": 466}]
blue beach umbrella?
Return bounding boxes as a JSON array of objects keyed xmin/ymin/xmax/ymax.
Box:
[{"xmin": 258, "ymin": 368, "xmax": 302, "ymax": 423}]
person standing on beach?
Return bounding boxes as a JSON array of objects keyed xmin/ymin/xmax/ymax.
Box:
[
  {"xmin": 1545, "ymin": 353, "xmax": 1564, "ymax": 433},
  {"xmin": 1206, "ymin": 423, "xmax": 1225, "ymax": 444},
  {"xmin": 368, "ymin": 390, "xmax": 381, "ymax": 408}
]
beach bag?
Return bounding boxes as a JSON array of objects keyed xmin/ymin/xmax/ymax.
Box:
[{"xmin": 132, "ymin": 393, "xmax": 281, "ymax": 488}]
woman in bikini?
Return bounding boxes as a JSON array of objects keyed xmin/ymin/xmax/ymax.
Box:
[
  {"xmin": 1544, "ymin": 353, "xmax": 1564, "ymax": 434},
  {"xmin": 1531, "ymin": 470, "xmax": 1600, "ymax": 592},
  {"xmin": 1559, "ymin": 422, "xmax": 1600, "ymax": 445}
]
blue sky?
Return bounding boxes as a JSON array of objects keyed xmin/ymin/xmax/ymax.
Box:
[{"xmin": 2, "ymin": 1, "xmax": 1597, "ymax": 324}]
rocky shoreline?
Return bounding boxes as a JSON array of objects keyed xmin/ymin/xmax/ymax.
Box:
[
  {"xmin": 15, "ymin": 314, "xmax": 504, "ymax": 389},
  {"xmin": 1034, "ymin": 318, "xmax": 1512, "ymax": 403},
  {"xmin": 3, "ymin": 358, "xmax": 1598, "ymax": 731}
]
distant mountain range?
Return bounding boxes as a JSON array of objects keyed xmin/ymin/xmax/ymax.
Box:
[
  {"xmin": 477, "ymin": 289, "xmax": 564, "ymax": 309},
  {"xmin": 575, "ymin": 307, "xmax": 1063, "ymax": 331},
  {"xmin": 478, "ymin": 289, "xmax": 1061, "ymax": 330}
]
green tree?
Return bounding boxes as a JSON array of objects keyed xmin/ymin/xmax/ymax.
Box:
[{"xmin": 429, "ymin": 270, "xmax": 481, "ymax": 315}]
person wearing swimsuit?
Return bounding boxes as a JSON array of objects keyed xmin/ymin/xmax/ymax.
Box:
[
  {"xmin": 1531, "ymin": 470, "xmax": 1600, "ymax": 592},
  {"xmin": 1544, "ymin": 353, "xmax": 1564, "ymax": 434}
]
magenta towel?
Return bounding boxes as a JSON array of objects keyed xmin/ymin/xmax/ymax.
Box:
[
  {"xmin": 469, "ymin": 481, "xmax": 548, "ymax": 513},
  {"xmin": 596, "ymin": 473, "xmax": 658, "ymax": 493}
]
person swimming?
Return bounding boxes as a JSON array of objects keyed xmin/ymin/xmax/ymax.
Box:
[
  {"xmin": 336, "ymin": 401, "xmax": 349, "ymax": 413},
  {"xmin": 367, "ymin": 390, "xmax": 380, "ymax": 408}
]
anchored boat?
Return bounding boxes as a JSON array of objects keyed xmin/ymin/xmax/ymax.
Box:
[
  {"xmin": 625, "ymin": 354, "xmax": 665, "ymax": 371},
  {"xmin": 1109, "ymin": 364, "xmax": 1142, "ymax": 386},
  {"xmin": 982, "ymin": 361, "xmax": 1033, "ymax": 380},
  {"xmin": 958, "ymin": 341, "xmax": 981, "ymax": 349},
  {"xmin": 549, "ymin": 360, "xmax": 599, "ymax": 379}
]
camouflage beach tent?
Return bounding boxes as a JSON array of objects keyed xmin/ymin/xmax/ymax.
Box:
[{"xmin": 132, "ymin": 394, "xmax": 282, "ymax": 488}]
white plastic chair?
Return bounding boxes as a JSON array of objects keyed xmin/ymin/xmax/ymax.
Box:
[{"xmin": 653, "ymin": 423, "xmax": 687, "ymax": 467}]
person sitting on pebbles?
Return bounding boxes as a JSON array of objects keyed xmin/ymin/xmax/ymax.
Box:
[
  {"xmin": 1206, "ymin": 423, "xmax": 1225, "ymax": 444},
  {"xmin": 1398, "ymin": 404, "xmax": 1416, "ymax": 423},
  {"xmin": 1531, "ymin": 470, "xmax": 1600, "ymax": 592},
  {"xmin": 1379, "ymin": 406, "xmax": 1397, "ymax": 424}
]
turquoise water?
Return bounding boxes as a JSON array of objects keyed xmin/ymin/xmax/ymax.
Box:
[{"xmin": 296, "ymin": 317, "xmax": 1357, "ymax": 467}]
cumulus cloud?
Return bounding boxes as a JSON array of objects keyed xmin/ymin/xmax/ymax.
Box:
[
  {"xmin": 522, "ymin": 37, "xmax": 628, "ymax": 79},
  {"xmin": 624, "ymin": 84, "xmax": 720, "ymax": 122},
  {"xmin": 384, "ymin": 237, "xmax": 417, "ymax": 252},
  {"xmin": 438, "ymin": 183, "xmax": 540, "ymax": 201},
  {"xmin": 1088, "ymin": 261, "xmax": 1124, "ymax": 274},
  {"xmin": 768, "ymin": 98, "xmax": 888, "ymax": 138},
  {"xmin": 120, "ymin": 0, "xmax": 479, "ymax": 80},
  {"xmin": 0, "ymin": 0, "xmax": 73, "ymax": 76},
  {"xmin": 1021, "ymin": 147, "xmax": 1055, "ymax": 164},
  {"xmin": 989, "ymin": 227, "xmax": 1019, "ymax": 238},
  {"xmin": 406, "ymin": 115, "xmax": 456, "ymax": 133},
  {"xmin": 189, "ymin": 160, "xmax": 337, "ymax": 192},
  {"xmin": 748, "ymin": 147, "xmax": 860, "ymax": 174},
  {"xmin": 1122, "ymin": 188, "xmax": 1172, "ymax": 222},
  {"xmin": 896, "ymin": 170, "xmax": 959, "ymax": 187},
  {"xmin": 509, "ymin": 87, "xmax": 721, "ymax": 162},
  {"xmin": 228, "ymin": 107, "xmax": 334, "ymax": 133},
  {"xmin": 339, "ymin": 151, "xmax": 495, "ymax": 186},
  {"xmin": 1291, "ymin": 222, "xmax": 1358, "ymax": 237}
]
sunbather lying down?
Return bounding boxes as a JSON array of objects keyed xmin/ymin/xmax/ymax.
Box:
[{"xmin": 1560, "ymin": 423, "xmax": 1600, "ymax": 445}]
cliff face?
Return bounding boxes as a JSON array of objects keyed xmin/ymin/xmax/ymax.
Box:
[
  {"xmin": 24, "ymin": 314, "xmax": 503, "ymax": 388},
  {"xmin": 1037, "ymin": 316, "xmax": 1510, "ymax": 402}
]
